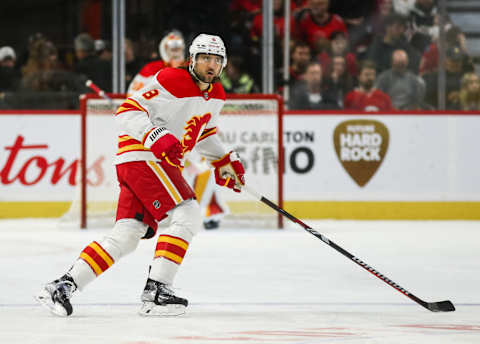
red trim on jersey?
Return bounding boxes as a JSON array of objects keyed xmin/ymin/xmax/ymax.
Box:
[
  {"xmin": 197, "ymin": 127, "xmax": 217, "ymax": 142},
  {"xmin": 119, "ymin": 137, "xmax": 142, "ymax": 148},
  {"xmin": 117, "ymin": 135, "xmax": 149, "ymax": 155},
  {"xmin": 138, "ymin": 60, "xmax": 167, "ymax": 77},
  {"xmin": 141, "ymin": 128, "xmax": 156, "ymax": 145},
  {"xmin": 116, "ymin": 98, "xmax": 149, "ymax": 116},
  {"xmin": 156, "ymin": 68, "xmax": 226, "ymax": 101}
]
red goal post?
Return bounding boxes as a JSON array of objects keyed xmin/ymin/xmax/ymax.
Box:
[{"xmin": 71, "ymin": 93, "xmax": 284, "ymax": 229}]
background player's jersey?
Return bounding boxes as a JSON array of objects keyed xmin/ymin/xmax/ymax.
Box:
[
  {"xmin": 127, "ymin": 60, "xmax": 168, "ymax": 96},
  {"xmin": 115, "ymin": 67, "xmax": 228, "ymax": 165}
]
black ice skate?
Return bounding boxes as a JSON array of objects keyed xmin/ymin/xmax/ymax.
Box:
[
  {"xmin": 139, "ymin": 278, "xmax": 188, "ymax": 316},
  {"xmin": 35, "ymin": 274, "xmax": 77, "ymax": 316},
  {"xmin": 203, "ymin": 219, "xmax": 220, "ymax": 230}
]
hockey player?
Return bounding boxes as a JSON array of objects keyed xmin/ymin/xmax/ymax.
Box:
[
  {"xmin": 128, "ymin": 30, "xmax": 229, "ymax": 230},
  {"xmin": 127, "ymin": 30, "xmax": 186, "ymax": 96},
  {"xmin": 35, "ymin": 33, "xmax": 245, "ymax": 317}
]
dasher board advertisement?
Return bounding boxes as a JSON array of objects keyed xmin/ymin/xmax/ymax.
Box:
[
  {"xmin": 1, "ymin": 111, "xmax": 479, "ymax": 220},
  {"xmin": 282, "ymin": 114, "xmax": 480, "ymax": 219}
]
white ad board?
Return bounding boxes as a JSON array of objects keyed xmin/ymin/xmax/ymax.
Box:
[
  {"xmin": 282, "ymin": 114, "xmax": 480, "ymax": 201},
  {"xmin": 0, "ymin": 114, "xmax": 80, "ymax": 202},
  {"xmin": 0, "ymin": 111, "xmax": 479, "ymax": 220}
]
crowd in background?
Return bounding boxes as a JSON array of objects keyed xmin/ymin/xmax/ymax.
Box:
[{"xmin": 0, "ymin": 0, "xmax": 479, "ymax": 111}]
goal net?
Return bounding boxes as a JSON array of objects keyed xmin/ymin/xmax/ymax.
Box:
[{"xmin": 61, "ymin": 94, "xmax": 283, "ymax": 228}]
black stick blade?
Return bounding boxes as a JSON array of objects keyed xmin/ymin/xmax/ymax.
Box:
[{"xmin": 427, "ymin": 300, "xmax": 455, "ymax": 312}]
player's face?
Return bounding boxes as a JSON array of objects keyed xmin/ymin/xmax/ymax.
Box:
[
  {"xmin": 167, "ymin": 47, "xmax": 184, "ymax": 61},
  {"xmin": 194, "ymin": 53, "xmax": 223, "ymax": 83}
]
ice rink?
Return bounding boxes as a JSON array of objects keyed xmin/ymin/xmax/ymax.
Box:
[{"xmin": 0, "ymin": 218, "xmax": 479, "ymax": 343}]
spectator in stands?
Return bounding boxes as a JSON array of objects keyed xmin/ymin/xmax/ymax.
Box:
[
  {"xmin": 125, "ymin": 38, "xmax": 144, "ymax": 87},
  {"xmin": 324, "ymin": 55, "xmax": 354, "ymax": 108},
  {"xmin": 0, "ymin": 46, "xmax": 20, "ymax": 91},
  {"xmin": 74, "ymin": 33, "xmax": 112, "ymax": 92},
  {"xmin": 393, "ymin": 0, "xmax": 416, "ymax": 16},
  {"xmin": 20, "ymin": 38, "xmax": 82, "ymax": 92},
  {"xmin": 295, "ymin": 0, "xmax": 348, "ymax": 54},
  {"xmin": 317, "ymin": 31, "xmax": 357, "ymax": 78},
  {"xmin": 289, "ymin": 41, "xmax": 312, "ymax": 82},
  {"xmin": 289, "ymin": 61, "xmax": 339, "ymax": 110},
  {"xmin": 357, "ymin": 0, "xmax": 394, "ymax": 62},
  {"xmin": 230, "ymin": 0, "xmax": 261, "ymax": 16},
  {"xmin": 250, "ymin": 0, "xmax": 293, "ymax": 88},
  {"xmin": 220, "ymin": 55, "xmax": 259, "ymax": 94},
  {"xmin": 423, "ymin": 46, "xmax": 467, "ymax": 110},
  {"xmin": 95, "ymin": 39, "xmax": 112, "ymax": 62},
  {"xmin": 229, "ymin": 0, "xmax": 261, "ymax": 57},
  {"xmin": 459, "ymin": 73, "xmax": 480, "ymax": 111},
  {"xmin": 376, "ymin": 49, "xmax": 426, "ymax": 110},
  {"xmin": 370, "ymin": 0, "xmax": 394, "ymax": 37},
  {"xmin": 409, "ymin": 0, "xmax": 438, "ymax": 52},
  {"xmin": 328, "ymin": 0, "xmax": 378, "ymax": 55},
  {"xmin": 419, "ymin": 25, "xmax": 474, "ymax": 76},
  {"xmin": 250, "ymin": 0, "xmax": 293, "ymax": 43},
  {"xmin": 367, "ymin": 13, "xmax": 421, "ymax": 73},
  {"xmin": 344, "ymin": 60, "xmax": 393, "ymax": 111}
]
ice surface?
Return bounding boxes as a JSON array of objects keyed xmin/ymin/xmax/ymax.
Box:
[{"xmin": 0, "ymin": 218, "xmax": 479, "ymax": 343}]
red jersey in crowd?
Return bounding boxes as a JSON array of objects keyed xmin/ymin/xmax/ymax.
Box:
[
  {"xmin": 229, "ymin": 0, "xmax": 261, "ymax": 13},
  {"xmin": 250, "ymin": 13, "xmax": 295, "ymax": 41},
  {"xmin": 317, "ymin": 52, "xmax": 358, "ymax": 77},
  {"xmin": 344, "ymin": 88, "xmax": 393, "ymax": 112},
  {"xmin": 296, "ymin": 12, "xmax": 348, "ymax": 48},
  {"xmin": 419, "ymin": 43, "xmax": 438, "ymax": 75}
]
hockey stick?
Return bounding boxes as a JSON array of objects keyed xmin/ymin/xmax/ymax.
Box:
[
  {"xmin": 85, "ymin": 80, "xmax": 113, "ymax": 103},
  {"xmin": 244, "ymin": 185, "xmax": 455, "ymax": 312}
]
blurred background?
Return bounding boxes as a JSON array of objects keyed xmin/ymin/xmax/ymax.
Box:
[{"xmin": 0, "ymin": 0, "xmax": 479, "ymax": 111}]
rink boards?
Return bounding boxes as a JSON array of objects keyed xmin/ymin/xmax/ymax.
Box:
[{"xmin": 0, "ymin": 110, "xmax": 479, "ymax": 220}]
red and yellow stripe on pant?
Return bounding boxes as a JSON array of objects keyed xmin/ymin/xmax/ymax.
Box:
[
  {"xmin": 154, "ymin": 235, "xmax": 189, "ymax": 265},
  {"xmin": 80, "ymin": 241, "xmax": 115, "ymax": 276}
]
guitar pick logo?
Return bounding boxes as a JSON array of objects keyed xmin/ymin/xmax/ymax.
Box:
[{"xmin": 333, "ymin": 119, "xmax": 389, "ymax": 187}]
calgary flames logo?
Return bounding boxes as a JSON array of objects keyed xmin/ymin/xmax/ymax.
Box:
[{"xmin": 182, "ymin": 113, "xmax": 211, "ymax": 154}]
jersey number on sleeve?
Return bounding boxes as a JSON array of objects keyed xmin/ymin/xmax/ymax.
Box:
[{"xmin": 142, "ymin": 89, "xmax": 159, "ymax": 100}]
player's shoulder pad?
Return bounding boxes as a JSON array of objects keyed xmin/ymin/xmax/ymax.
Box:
[
  {"xmin": 139, "ymin": 60, "xmax": 166, "ymax": 77},
  {"xmin": 156, "ymin": 68, "xmax": 196, "ymax": 98},
  {"xmin": 156, "ymin": 68, "xmax": 225, "ymax": 100}
]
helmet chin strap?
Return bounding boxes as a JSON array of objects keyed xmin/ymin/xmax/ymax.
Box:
[
  {"xmin": 190, "ymin": 67, "xmax": 210, "ymax": 84},
  {"xmin": 189, "ymin": 61, "xmax": 220, "ymax": 86}
]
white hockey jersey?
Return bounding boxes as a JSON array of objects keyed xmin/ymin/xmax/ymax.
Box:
[
  {"xmin": 115, "ymin": 67, "xmax": 228, "ymax": 166},
  {"xmin": 126, "ymin": 60, "xmax": 169, "ymax": 96}
]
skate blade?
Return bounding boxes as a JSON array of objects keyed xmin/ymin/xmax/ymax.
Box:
[
  {"xmin": 34, "ymin": 288, "xmax": 69, "ymax": 317},
  {"xmin": 138, "ymin": 302, "xmax": 186, "ymax": 317}
]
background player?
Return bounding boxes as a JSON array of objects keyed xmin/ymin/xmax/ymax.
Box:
[
  {"xmin": 35, "ymin": 33, "xmax": 245, "ymax": 317},
  {"xmin": 127, "ymin": 30, "xmax": 186, "ymax": 95}
]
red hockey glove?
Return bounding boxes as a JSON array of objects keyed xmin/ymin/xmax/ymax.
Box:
[
  {"xmin": 211, "ymin": 151, "xmax": 245, "ymax": 193},
  {"xmin": 143, "ymin": 127, "xmax": 183, "ymax": 167}
]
